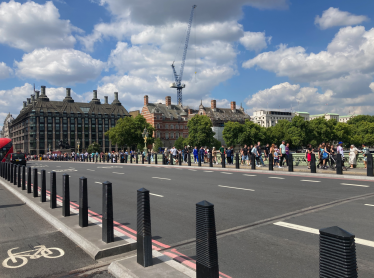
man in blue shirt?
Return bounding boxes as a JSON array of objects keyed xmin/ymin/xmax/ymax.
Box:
[
  {"xmin": 193, "ymin": 146, "xmax": 198, "ymax": 163},
  {"xmin": 199, "ymin": 147, "xmax": 205, "ymax": 163}
]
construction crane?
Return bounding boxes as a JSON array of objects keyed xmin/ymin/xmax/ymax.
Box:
[{"xmin": 170, "ymin": 5, "xmax": 196, "ymax": 106}]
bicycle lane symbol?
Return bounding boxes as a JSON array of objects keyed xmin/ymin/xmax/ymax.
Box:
[{"xmin": 2, "ymin": 245, "xmax": 65, "ymax": 268}]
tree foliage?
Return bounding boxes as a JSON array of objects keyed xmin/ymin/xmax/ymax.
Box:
[
  {"xmin": 153, "ymin": 138, "xmax": 163, "ymax": 152},
  {"xmin": 222, "ymin": 121, "xmax": 243, "ymax": 147},
  {"xmin": 174, "ymin": 136, "xmax": 186, "ymax": 150},
  {"xmin": 186, "ymin": 115, "xmax": 215, "ymax": 147},
  {"xmin": 87, "ymin": 142, "xmax": 101, "ymax": 154},
  {"xmin": 105, "ymin": 115, "xmax": 155, "ymax": 149}
]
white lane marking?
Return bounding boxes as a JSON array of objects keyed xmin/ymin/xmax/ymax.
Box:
[
  {"xmin": 150, "ymin": 193, "xmax": 164, "ymax": 197},
  {"xmin": 341, "ymin": 183, "xmax": 369, "ymax": 188},
  {"xmin": 152, "ymin": 177, "xmax": 171, "ymax": 181},
  {"xmin": 218, "ymin": 185, "xmax": 255, "ymax": 191},
  {"xmin": 112, "ymin": 172, "xmax": 124, "ymax": 174},
  {"xmin": 95, "ymin": 182, "xmax": 102, "ymax": 184},
  {"xmin": 87, "ymin": 169, "xmax": 95, "ymax": 171},
  {"xmin": 221, "ymin": 172, "xmax": 232, "ymax": 175},
  {"xmin": 269, "ymin": 177, "xmax": 284, "ymax": 179},
  {"xmin": 56, "ymin": 166, "xmax": 61, "ymax": 167},
  {"xmin": 243, "ymin": 174, "xmax": 256, "ymax": 176},
  {"xmin": 204, "ymin": 171, "xmax": 213, "ymax": 172},
  {"xmin": 365, "ymin": 204, "xmax": 374, "ymax": 207},
  {"xmin": 274, "ymin": 221, "xmax": 374, "ymax": 248},
  {"xmin": 188, "ymin": 169, "xmax": 197, "ymax": 171},
  {"xmin": 300, "ymin": 180, "xmax": 321, "ymax": 183}
]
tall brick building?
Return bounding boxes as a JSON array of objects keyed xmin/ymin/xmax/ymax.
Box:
[{"xmin": 141, "ymin": 96, "xmax": 189, "ymax": 148}]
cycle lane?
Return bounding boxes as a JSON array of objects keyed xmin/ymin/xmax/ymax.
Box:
[{"xmin": 0, "ymin": 182, "xmax": 110, "ymax": 278}]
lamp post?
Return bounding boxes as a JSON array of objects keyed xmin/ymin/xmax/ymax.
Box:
[
  {"xmin": 48, "ymin": 144, "xmax": 51, "ymax": 154},
  {"xmin": 77, "ymin": 139, "xmax": 80, "ymax": 154},
  {"xmin": 142, "ymin": 128, "xmax": 149, "ymax": 154}
]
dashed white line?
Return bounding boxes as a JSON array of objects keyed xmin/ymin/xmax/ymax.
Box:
[
  {"xmin": 218, "ymin": 185, "xmax": 255, "ymax": 191},
  {"xmin": 341, "ymin": 183, "xmax": 369, "ymax": 188},
  {"xmin": 152, "ymin": 177, "xmax": 171, "ymax": 181},
  {"xmin": 112, "ymin": 172, "xmax": 124, "ymax": 174},
  {"xmin": 150, "ymin": 193, "xmax": 164, "ymax": 197},
  {"xmin": 365, "ymin": 204, "xmax": 374, "ymax": 207},
  {"xmin": 243, "ymin": 174, "xmax": 256, "ymax": 177},
  {"xmin": 204, "ymin": 171, "xmax": 213, "ymax": 173},
  {"xmin": 300, "ymin": 180, "xmax": 321, "ymax": 183},
  {"xmin": 188, "ymin": 169, "xmax": 197, "ymax": 171},
  {"xmin": 221, "ymin": 172, "xmax": 232, "ymax": 175},
  {"xmin": 274, "ymin": 221, "xmax": 374, "ymax": 248},
  {"xmin": 95, "ymin": 182, "xmax": 102, "ymax": 184},
  {"xmin": 269, "ymin": 177, "xmax": 284, "ymax": 179}
]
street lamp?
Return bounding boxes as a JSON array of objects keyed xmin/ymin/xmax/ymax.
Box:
[
  {"xmin": 77, "ymin": 139, "xmax": 80, "ymax": 153},
  {"xmin": 48, "ymin": 144, "xmax": 51, "ymax": 154},
  {"xmin": 142, "ymin": 128, "xmax": 149, "ymax": 153}
]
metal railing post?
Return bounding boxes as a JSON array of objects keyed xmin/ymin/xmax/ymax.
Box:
[
  {"xmin": 50, "ymin": 171, "xmax": 57, "ymax": 208},
  {"xmin": 137, "ymin": 188, "xmax": 153, "ymax": 267},
  {"xmin": 79, "ymin": 177, "xmax": 88, "ymax": 227},
  {"xmin": 62, "ymin": 174, "xmax": 70, "ymax": 216},
  {"xmin": 40, "ymin": 169, "xmax": 46, "ymax": 202},
  {"xmin": 102, "ymin": 181, "xmax": 114, "ymax": 243}
]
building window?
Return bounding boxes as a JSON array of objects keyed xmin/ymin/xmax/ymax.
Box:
[
  {"xmin": 176, "ymin": 124, "xmax": 179, "ymax": 129},
  {"xmin": 176, "ymin": 133, "xmax": 179, "ymax": 139},
  {"xmin": 165, "ymin": 124, "xmax": 169, "ymax": 129},
  {"xmin": 165, "ymin": 133, "xmax": 169, "ymax": 139},
  {"xmin": 170, "ymin": 125, "xmax": 174, "ymax": 129},
  {"xmin": 157, "ymin": 132, "xmax": 160, "ymax": 138},
  {"xmin": 185, "ymin": 125, "xmax": 187, "ymax": 129},
  {"xmin": 171, "ymin": 133, "xmax": 174, "ymax": 139}
]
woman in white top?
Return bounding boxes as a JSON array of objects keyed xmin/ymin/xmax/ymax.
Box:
[{"xmin": 349, "ymin": 145, "xmax": 359, "ymax": 169}]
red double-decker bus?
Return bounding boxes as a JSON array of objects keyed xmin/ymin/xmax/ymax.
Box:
[{"xmin": 0, "ymin": 138, "xmax": 13, "ymax": 162}]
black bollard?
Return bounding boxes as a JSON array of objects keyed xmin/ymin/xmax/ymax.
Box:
[
  {"xmin": 148, "ymin": 153, "xmax": 151, "ymax": 164},
  {"xmin": 269, "ymin": 153, "xmax": 274, "ymax": 170},
  {"xmin": 17, "ymin": 165, "xmax": 21, "ymax": 187},
  {"xmin": 155, "ymin": 153, "xmax": 157, "ymax": 164},
  {"xmin": 27, "ymin": 166, "xmax": 32, "ymax": 193},
  {"xmin": 13, "ymin": 164, "xmax": 17, "ymax": 185},
  {"xmin": 179, "ymin": 153, "xmax": 182, "ymax": 166},
  {"xmin": 198, "ymin": 153, "xmax": 202, "ymax": 167},
  {"xmin": 319, "ymin": 226, "xmax": 357, "ymax": 278},
  {"xmin": 40, "ymin": 169, "xmax": 46, "ymax": 202},
  {"xmin": 209, "ymin": 153, "xmax": 213, "ymax": 167},
  {"xmin": 62, "ymin": 174, "xmax": 70, "ymax": 217},
  {"xmin": 196, "ymin": 200, "xmax": 219, "ymax": 278},
  {"xmin": 4, "ymin": 163, "xmax": 6, "ymax": 180},
  {"xmin": 7, "ymin": 163, "xmax": 10, "ymax": 181},
  {"xmin": 99, "ymin": 155, "xmax": 101, "ymax": 163},
  {"xmin": 33, "ymin": 168, "xmax": 38, "ymax": 197},
  {"xmin": 188, "ymin": 153, "xmax": 191, "ymax": 166},
  {"xmin": 251, "ymin": 153, "xmax": 256, "ymax": 170},
  {"xmin": 102, "ymin": 181, "xmax": 114, "ymax": 243},
  {"xmin": 236, "ymin": 153, "xmax": 240, "ymax": 169},
  {"xmin": 50, "ymin": 171, "xmax": 57, "ymax": 209},
  {"xmin": 170, "ymin": 153, "xmax": 173, "ymax": 165},
  {"xmin": 288, "ymin": 153, "xmax": 293, "ymax": 172},
  {"xmin": 79, "ymin": 177, "xmax": 88, "ymax": 227},
  {"xmin": 311, "ymin": 153, "xmax": 316, "ymax": 173},
  {"xmin": 367, "ymin": 153, "xmax": 373, "ymax": 176},
  {"xmin": 336, "ymin": 153, "xmax": 343, "ymax": 175},
  {"xmin": 221, "ymin": 153, "xmax": 225, "ymax": 168},
  {"xmin": 89, "ymin": 156, "xmax": 91, "ymax": 162},
  {"xmin": 137, "ymin": 188, "xmax": 153, "ymax": 267},
  {"xmin": 10, "ymin": 163, "xmax": 13, "ymax": 183},
  {"xmin": 141, "ymin": 154, "xmax": 144, "ymax": 164},
  {"xmin": 22, "ymin": 166, "xmax": 26, "ymax": 190},
  {"xmin": 0, "ymin": 162, "xmax": 2, "ymax": 178}
]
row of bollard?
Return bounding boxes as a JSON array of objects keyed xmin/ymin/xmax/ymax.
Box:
[{"xmin": 0, "ymin": 161, "xmax": 222, "ymax": 277}]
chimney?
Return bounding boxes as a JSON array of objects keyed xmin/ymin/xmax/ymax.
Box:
[
  {"xmin": 27, "ymin": 98, "xmax": 31, "ymax": 105},
  {"xmin": 35, "ymin": 91, "xmax": 40, "ymax": 99},
  {"xmin": 93, "ymin": 90, "xmax": 97, "ymax": 99},
  {"xmin": 23, "ymin": 101, "xmax": 26, "ymax": 108},
  {"xmin": 66, "ymin": 88, "xmax": 71, "ymax": 97},
  {"xmin": 104, "ymin": 96, "xmax": 108, "ymax": 104},
  {"xmin": 144, "ymin": 95, "xmax": 149, "ymax": 106},
  {"xmin": 31, "ymin": 95, "xmax": 35, "ymax": 102},
  {"xmin": 41, "ymin": 86, "xmax": 46, "ymax": 96},
  {"xmin": 211, "ymin": 100, "xmax": 216, "ymax": 110},
  {"xmin": 114, "ymin": 92, "xmax": 118, "ymax": 100},
  {"xmin": 111, "ymin": 92, "xmax": 121, "ymax": 105},
  {"xmin": 231, "ymin": 101, "xmax": 236, "ymax": 111},
  {"xmin": 90, "ymin": 89, "xmax": 100, "ymax": 104},
  {"xmin": 188, "ymin": 109, "xmax": 193, "ymax": 115},
  {"xmin": 63, "ymin": 88, "xmax": 74, "ymax": 103},
  {"xmin": 165, "ymin": 96, "xmax": 171, "ymax": 107}
]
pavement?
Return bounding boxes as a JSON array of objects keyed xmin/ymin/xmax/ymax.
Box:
[
  {"xmin": 17, "ymin": 160, "xmax": 374, "ymax": 278},
  {"xmin": 0, "ymin": 180, "xmax": 114, "ymax": 278}
]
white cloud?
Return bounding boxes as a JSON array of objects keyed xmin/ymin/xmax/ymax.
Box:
[
  {"xmin": 243, "ymin": 26, "xmax": 374, "ymax": 100},
  {"xmin": 246, "ymin": 82, "xmax": 374, "ymax": 116},
  {"xmin": 0, "ymin": 62, "xmax": 13, "ymax": 79},
  {"xmin": 0, "ymin": 83, "xmax": 84, "ymax": 128},
  {"xmin": 0, "ymin": 0, "xmax": 82, "ymax": 52},
  {"xmin": 315, "ymin": 7, "xmax": 369, "ymax": 30},
  {"xmin": 239, "ymin": 31, "xmax": 271, "ymax": 52},
  {"xmin": 15, "ymin": 48, "xmax": 106, "ymax": 86}
]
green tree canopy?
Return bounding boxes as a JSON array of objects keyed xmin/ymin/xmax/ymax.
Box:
[
  {"xmin": 105, "ymin": 114, "xmax": 154, "ymax": 149},
  {"xmin": 239, "ymin": 120, "xmax": 266, "ymax": 146},
  {"xmin": 87, "ymin": 142, "xmax": 101, "ymax": 154},
  {"xmin": 153, "ymin": 138, "xmax": 163, "ymax": 152},
  {"xmin": 223, "ymin": 121, "xmax": 244, "ymax": 147},
  {"xmin": 186, "ymin": 115, "xmax": 215, "ymax": 147},
  {"xmin": 174, "ymin": 136, "xmax": 186, "ymax": 150}
]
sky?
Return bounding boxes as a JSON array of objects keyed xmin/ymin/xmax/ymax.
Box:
[{"xmin": 1, "ymin": 0, "xmax": 374, "ymax": 128}]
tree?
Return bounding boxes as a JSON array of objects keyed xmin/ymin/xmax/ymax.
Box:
[
  {"xmin": 174, "ymin": 136, "xmax": 186, "ymax": 150},
  {"xmin": 223, "ymin": 121, "xmax": 244, "ymax": 147},
  {"xmin": 105, "ymin": 114, "xmax": 154, "ymax": 149},
  {"xmin": 307, "ymin": 118, "xmax": 336, "ymax": 147},
  {"xmin": 153, "ymin": 138, "xmax": 163, "ymax": 152},
  {"xmin": 238, "ymin": 120, "xmax": 266, "ymax": 146},
  {"xmin": 287, "ymin": 116, "xmax": 309, "ymax": 148},
  {"xmin": 347, "ymin": 115, "xmax": 374, "ymax": 125},
  {"xmin": 186, "ymin": 115, "xmax": 215, "ymax": 147},
  {"xmin": 266, "ymin": 120, "xmax": 290, "ymax": 146},
  {"xmin": 212, "ymin": 138, "xmax": 222, "ymax": 149},
  {"xmin": 87, "ymin": 142, "xmax": 101, "ymax": 154}
]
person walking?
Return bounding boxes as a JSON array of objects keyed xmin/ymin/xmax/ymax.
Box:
[
  {"xmin": 274, "ymin": 146, "xmax": 280, "ymax": 168},
  {"xmin": 193, "ymin": 146, "xmax": 198, "ymax": 163},
  {"xmin": 362, "ymin": 143, "xmax": 369, "ymax": 169},
  {"xmin": 241, "ymin": 145, "xmax": 248, "ymax": 166},
  {"xmin": 264, "ymin": 144, "xmax": 269, "ymax": 162},
  {"xmin": 305, "ymin": 144, "xmax": 313, "ymax": 169},
  {"xmin": 200, "ymin": 146, "xmax": 206, "ymax": 164},
  {"xmin": 212, "ymin": 147, "xmax": 218, "ymax": 164},
  {"xmin": 337, "ymin": 142, "xmax": 347, "ymax": 171},
  {"xmin": 257, "ymin": 142, "xmax": 265, "ymax": 166},
  {"xmin": 349, "ymin": 145, "xmax": 359, "ymax": 169},
  {"xmin": 279, "ymin": 141, "xmax": 286, "ymax": 166}
]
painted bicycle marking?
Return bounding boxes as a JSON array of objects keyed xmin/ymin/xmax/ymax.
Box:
[{"xmin": 2, "ymin": 245, "xmax": 65, "ymax": 268}]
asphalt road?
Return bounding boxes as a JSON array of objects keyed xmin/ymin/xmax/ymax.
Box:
[
  {"xmin": 0, "ymin": 180, "xmax": 114, "ymax": 278},
  {"xmin": 27, "ymin": 160, "xmax": 374, "ymax": 277}
]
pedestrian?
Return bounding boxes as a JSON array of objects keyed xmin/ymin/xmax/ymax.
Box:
[
  {"xmin": 241, "ymin": 145, "xmax": 248, "ymax": 166},
  {"xmin": 200, "ymin": 146, "xmax": 205, "ymax": 163},
  {"xmin": 285, "ymin": 143, "xmax": 290, "ymax": 166},
  {"xmin": 305, "ymin": 144, "xmax": 313, "ymax": 169},
  {"xmin": 212, "ymin": 147, "xmax": 218, "ymax": 164},
  {"xmin": 257, "ymin": 142, "xmax": 265, "ymax": 166},
  {"xmin": 264, "ymin": 144, "xmax": 270, "ymax": 161},
  {"xmin": 193, "ymin": 146, "xmax": 198, "ymax": 163},
  {"xmin": 279, "ymin": 141, "xmax": 286, "ymax": 166},
  {"xmin": 274, "ymin": 145, "xmax": 280, "ymax": 168},
  {"xmin": 337, "ymin": 142, "xmax": 347, "ymax": 170},
  {"xmin": 349, "ymin": 144, "xmax": 359, "ymax": 169},
  {"xmin": 362, "ymin": 143, "xmax": 369, "ymax": 169}
]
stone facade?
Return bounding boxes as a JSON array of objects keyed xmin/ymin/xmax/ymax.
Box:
[
  {"xmin": 2, "ymin": 113, "xmax": 14, "ymax": 138},
  {"xmin": 10, "ymin": 86, "xmax": 130, "ymax": 154}
]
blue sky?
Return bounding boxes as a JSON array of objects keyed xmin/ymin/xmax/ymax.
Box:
[{"xmin": 1, "ymin": 0, "xmax": 374, "ymax": 127}]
